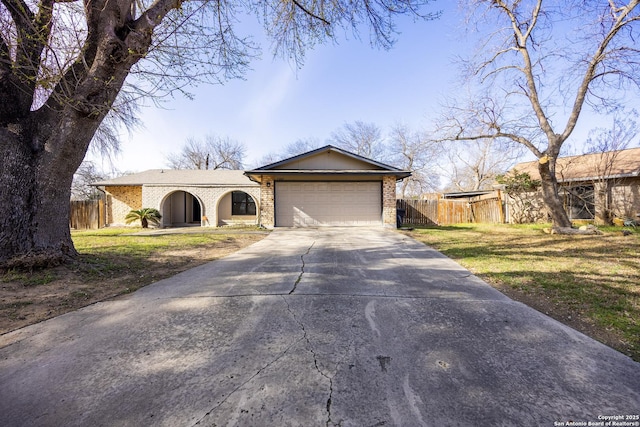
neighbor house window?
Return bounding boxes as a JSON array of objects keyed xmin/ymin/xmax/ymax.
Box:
[
  {"xmin": 562, "ymin": 185, "xmax": 595, "ymax": 220},
  {"xmin": 232, "ymin": 192, "xmax": 256, "ymax": 215}
]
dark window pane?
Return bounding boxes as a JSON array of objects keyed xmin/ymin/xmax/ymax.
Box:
[
  {"xmin": 562, "ymin": 185, "xmax": 595, "ymax": 219},
  {"xmin": 232, "ymin": 192, "xmax": 256, "ymax": 216}
]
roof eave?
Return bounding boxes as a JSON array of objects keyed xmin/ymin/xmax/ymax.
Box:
[
  {"xmin": 558, "ymin": 171, "xmax": 640, "ymax": 183},
  {"xmin": 244, "ymin": 170, "xmax": 411, "ymax": 177}
]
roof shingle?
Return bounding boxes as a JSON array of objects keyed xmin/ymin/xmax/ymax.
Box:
[
  {"xmin": 511, "ymin": 147, "xmax": 640, "ymax": 182},
  {"xmin": 93, "ymin": 169, "xmax": 258, "ymax": 187}
]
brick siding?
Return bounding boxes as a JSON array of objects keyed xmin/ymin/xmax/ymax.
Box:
[
  {"xmin": 106, "ymin": 186, "xmax": 142, "ymax": 225},
  {"xmin": 382, "ymin": 176, "xmax": 397, "ymax": 227},
  {"xmin": 258, "ymin": 176, "xmax": 275, "ymax": 228}
]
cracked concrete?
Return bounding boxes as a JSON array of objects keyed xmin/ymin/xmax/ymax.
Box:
[
  {"xmin": 289, "ymin": 241, "xmax": 315, "ymax": 295},
  {"xmin": 281, "ymin": 293, "xmax": 334, "ymax": 426},
  {"xmin": 1, "ymin": 228, "xmax": 639, "ymax": 426},
  {"xmin": 192, "ymin": 328, "xmax": 306, "ymax": 426}
]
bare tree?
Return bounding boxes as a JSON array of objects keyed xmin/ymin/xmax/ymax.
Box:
[
  {"xmin": 167, "ymin": 135, "xmax": 246, "ymax": 170},
  {"xmin": 255, "ymin": 137, "xmax": 324, "ymax": 167},
  {"xmin": 584, "ymin": 114, "xmax": 638, "ymax": 156},
  {"xmin": 0, "ymin": 0, "xmax": 438, "ymax": 265},
  {"xmin": 330, "ymin": 121, "xmax": 388, "ymax": 161},
  {"xmin": 71, "ymin": 161, "xmax": 108, "ymax": 201},
  {"xmin": 389, "ymin": 124, "xmax": 439, "ymax": 197},
  {"xmin": 437, "ymin": 1, "xmax": 640, "ymax": 230},
  {"xmin": 442, "ymin": 138, "xmax": 522, "ymax": 192}
]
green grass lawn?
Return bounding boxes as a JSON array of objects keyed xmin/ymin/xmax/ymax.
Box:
[
  {"xmin": 405, "ymin": 223, "xmax": 640, "ymax": 361},
  {"xmin": 72, "ymin": 227, "xmax": 239, "ymax": 273}
]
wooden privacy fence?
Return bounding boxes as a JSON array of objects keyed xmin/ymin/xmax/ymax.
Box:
[
  {"xmin": 397, "ymin": 192, "xmax": 505, "ymax": 226},
  {"xmin": 396, "ymin": 199, "xmax": 439, "ymax": 226},
  {"xmin": 70, "ymin": 199, "xmax": 105, "ymax": 230}
]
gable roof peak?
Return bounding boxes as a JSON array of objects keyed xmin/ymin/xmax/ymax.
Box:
[{"xmin": 251, "ymin": 144, "xmax": 402, "ymax": 172}]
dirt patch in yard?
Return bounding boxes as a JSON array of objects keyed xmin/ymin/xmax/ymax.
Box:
[
  {"xmin": 486, "ymin": 281, "xmax": 625, "ymax": 356},
  {"xmin": 0, "ymin": 231, "xmax": 267, "ymax": 335}
]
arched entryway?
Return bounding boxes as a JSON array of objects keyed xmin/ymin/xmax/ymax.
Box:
[
  {"xmin": 161, "ymin": 191, "xmax": 203, "ymax": 227},
  {"xmin": 217, "ymin": 191, "xmax": 258, "ymax": 226}
]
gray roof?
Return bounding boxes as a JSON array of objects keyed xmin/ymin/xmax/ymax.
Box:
[
  {"xmin": 249, "ymin": 144, "xmax": 406, "ymax": 172},
  {"xmin": 93, "ymin": 169, "xmax": 258, "ymax": 187}
]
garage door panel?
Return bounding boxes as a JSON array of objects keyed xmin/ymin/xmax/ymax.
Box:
[{"xmin": 276, "ymin": 182, "xmax": 381, "ymax": 227}]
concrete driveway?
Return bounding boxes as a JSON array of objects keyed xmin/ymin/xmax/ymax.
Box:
[{"xmin": 1, "ymin": 228, "xmax": 638, "ymax": 426}]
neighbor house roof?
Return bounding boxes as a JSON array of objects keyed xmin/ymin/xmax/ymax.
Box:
[
  {"xmin": 511, "ymin": 147, "xmax": 640, "ymax": 183},
  {"xmin": 93, "ymin": 169, "xmax": 258, "ymax": 187}
]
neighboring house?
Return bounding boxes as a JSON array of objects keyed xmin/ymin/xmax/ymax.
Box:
[
  {"xmin": 94, "ymin": 145, "xmax": 411, "ymax": 228},
  {"xmin": 507, "ymin": 147, "xmax": 640, "ymax": 223}
]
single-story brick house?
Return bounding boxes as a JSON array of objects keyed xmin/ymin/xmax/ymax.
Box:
[
  {"xmin": 94, "ymin": 145, "xmax": 411, "ymax": 228},
  {"xmin": 505, "ymin": 147, "xmax": 640, "ymax": 223}
]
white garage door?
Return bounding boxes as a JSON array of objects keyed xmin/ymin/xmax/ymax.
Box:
[{"xmin": 275, "ymin": 181, "xmax": 382, "ymax": 227}]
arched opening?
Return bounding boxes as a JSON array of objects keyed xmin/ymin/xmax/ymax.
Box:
[
  {"xmin": 217, "ymin": 191, "xmax": 258, "ymax": 226},
  {"xmin": 161, "ymin": 191, "xmax": 203, "ymax": 227}
]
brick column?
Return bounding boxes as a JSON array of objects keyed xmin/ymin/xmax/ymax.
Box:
[
  {"xmin": 259, "ymin": 176, "xmax": 275, "ymax": 228},
  {"xmin": 382, "ymin": 176, "xmax": 397, "ymax": 228}
]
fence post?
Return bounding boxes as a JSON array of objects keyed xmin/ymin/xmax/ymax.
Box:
[
  {"xmin": 496, "ymin": 190, "xmax": 505, "ymax": 223},
  {"xmin": 99, "ymin": 199, "xmax": 105, "ymax": 228}
]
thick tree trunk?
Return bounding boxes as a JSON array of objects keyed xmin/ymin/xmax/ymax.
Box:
[
  {"xmin": 538, "ymin": 159, "xmax": 572, "ymax": 228},
  {"xmin": 0, "ymin": 128, "xmax": 40, "ymax": 263},
  {"xmin": 0, "ymin": 110, "xmax": 100, "ymax": 267},
  {"xmin": 0, "ymin": 136, "xmax": 75, "ymax": 267}
]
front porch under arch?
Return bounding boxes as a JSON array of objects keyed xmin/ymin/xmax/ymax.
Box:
[{"xmin": 160, "ymin": 190, "xmax": 204, "ymax": 227}]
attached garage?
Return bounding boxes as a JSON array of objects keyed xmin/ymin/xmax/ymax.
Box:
[
  {"xmin": 245, "ymin": 145, "xmax": 411, "ymax": 228},
  {"xmin": 275, "ymin": 181, "xmax": 382, "ymax": 227}
]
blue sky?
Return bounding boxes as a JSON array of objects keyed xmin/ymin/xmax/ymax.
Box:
[
  {"xmin": 97, "ymin": 3, "xmax": 638, "ymax": 173},
  {"xmin": 99, "ymin": 3, "xmax": 471, "ymax": 172}
]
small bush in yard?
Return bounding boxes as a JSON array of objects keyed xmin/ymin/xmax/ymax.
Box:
[{"xmin": 125, "ymin": 208, "xmax": 162, "ymax": 228}]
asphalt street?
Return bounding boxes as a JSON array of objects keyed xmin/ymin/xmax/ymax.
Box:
[{"xmin": 1, "ymin": 228, "xmax": 638, "ymax": 426}]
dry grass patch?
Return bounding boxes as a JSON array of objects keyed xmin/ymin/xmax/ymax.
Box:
[
  {"xmin": 0, "ymin": 227, "xmax": 268, "ymax": 334},
  {"xmin": 406, "ymin": 223, "xmax": 640, "ymax": 361}
]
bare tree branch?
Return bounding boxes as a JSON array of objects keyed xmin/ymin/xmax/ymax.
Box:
[
  {"xmin": 389, "ymin": 123, "xmax": 440, "ymax": 197},
  {"xmin": 291, "ymin": 0, "xmax": 330, "ymax": 25},
  {"xmin": 166, "ymin": 134, "xmax": 246, "ymax": 170},
  {"xmin": 330, "ymin": 121, "xmax": 388, "ymax": 161},
  {"xmin": 562, "ymin": 0, "xmax": 640, "ymax": 141}
]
